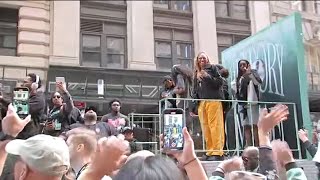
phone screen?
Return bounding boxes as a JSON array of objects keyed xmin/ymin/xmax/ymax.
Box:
[
  {"xmin": 13, "ymin": 88, "xmax": 29, "ymax": 118},
  {"xmin": 55, "ymin": 77, "xmax": 66, "ymax": 92},
  {"xmin": 163, "ymin": 109, "xmax": 184, "ymax": 150}
]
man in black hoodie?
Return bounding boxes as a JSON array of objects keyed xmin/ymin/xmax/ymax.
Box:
[{"xmin": 1, "ymin": 73, "xmax": 46, "ymax": 139}]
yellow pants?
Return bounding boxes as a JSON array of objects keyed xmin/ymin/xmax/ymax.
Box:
[{"xmin": 198, "ymin": 101, "xmax": 225, "ymax": 156}]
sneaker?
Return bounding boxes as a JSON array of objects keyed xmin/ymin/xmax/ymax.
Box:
[{"xmin": 206, "ymin": 155, "xmax": 224, "ymax": 161}]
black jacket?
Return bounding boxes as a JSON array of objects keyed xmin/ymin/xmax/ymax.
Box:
[
  {"xmin": 302, "ymin": 140, "xmax": 317, "ymax": 157},
  {"xmin": 192, "ymin": 64, "xmax": 224, "ymax": 100},
  {"xmin": 236, "ymin": 69, "xmax": 262, "ymax": 102},
  {"xmin": 17, "ymin": 91, "xmax": 46, "ymax": 139}
]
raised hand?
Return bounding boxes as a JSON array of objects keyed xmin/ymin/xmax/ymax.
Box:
[
  {"xmin": 56, "ymin": 81, "xmax": 67, "ymax": 93},
  {"xmin": 1, "ymin": 104, "xmax": 31, "ymax": 137},
  {"xmin": 258, "ymin": 104, "xmax": 289, "ymax": 135},
  {"xmin": 298, "ymin": 129, "xmax": 309, "ymax": 143},
  {"xmin": 166, "ymin": 127, "xmax": 197, "ymax": 166},
  {"xmin": 81, "ymin": 136, "xmax": 129, "ymax": 179},
  {"xmin": 271, "ymin": 140, "xmax": 294, "ymax": 168}
]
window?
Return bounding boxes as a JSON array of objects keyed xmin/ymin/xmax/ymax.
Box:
[
  {"xmin": 217, "ymin": 33, "xmax": 249, "ymax": 63},
  {"xmin": 153, "ymin": 0, "xmax": 191, "ymax": 12},
  {"xmin": 81, "ymin": 19, "xmax": 126, "ymax": 68},
  {"xmin": 215, "ymin": 1, "xmax": 249, "ymax": 19},
  {"xmin": 154, "ymin": 28, "xmax": 193, "ymax": 70},
  {"xmin": 316, "ymin": 1, "xmax": 320, "ymax": 14},
  {"xmin": 0, "ymin": 8, "xmax": 18, "ymax": 56}
]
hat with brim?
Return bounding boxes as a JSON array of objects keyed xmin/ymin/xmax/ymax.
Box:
[
  {"xmin": 122, "ymin": 127, "xmax": 133, "ymax": 133},
  {"xmin": 5, "ymin": 134, "xmax": 70, "ymax": 176}
]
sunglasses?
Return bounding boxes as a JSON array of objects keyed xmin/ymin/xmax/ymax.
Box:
[
  {"xmin": 53, "ymin": 95, "xmax": 61, "ymax": 99},
  {"xmin": 242, "ymin": 156, "xmax": 259, "ymax": 162}
]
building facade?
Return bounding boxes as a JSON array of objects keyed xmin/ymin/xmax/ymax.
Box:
[{"xmin": 0, "ymin": 0, "xmax": 318, "ymax": 116}]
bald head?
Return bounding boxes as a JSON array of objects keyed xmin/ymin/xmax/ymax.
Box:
[
  {"xmin": 243, "ymin": 146, "xmax": 259, "ymax": 158},
  {"xmin": 242, "ymin": 146, "xmax": 259, "ymax": 171}
]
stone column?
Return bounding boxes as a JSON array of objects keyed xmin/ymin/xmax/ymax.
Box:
[
  {"xmin": 127, "ymin": 1, "xmax": 156, "ymax": 70},
  {"xmin": 249, "ymin": 1, "xmax": 272, "ymax": 34},
  {"xmin": 49, "ymin": 1, "xmax": 80, "ymax": 66},
  {"xmin": 192, "ymin": 1, "xmax": 219, "ymax": 64}
]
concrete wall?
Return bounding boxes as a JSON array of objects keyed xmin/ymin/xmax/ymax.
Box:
[{"xmin": 0, "ymin": 1, "xmax": 50, "ymax": 81}]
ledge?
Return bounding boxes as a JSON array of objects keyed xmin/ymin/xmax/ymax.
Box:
[
  {"xmin": 0, "ymin": 55, "xmax": 48, "ymax": 68},
  {"xmin": 49, "ymin": 56, "xmax": 80, "ymax": 67}
]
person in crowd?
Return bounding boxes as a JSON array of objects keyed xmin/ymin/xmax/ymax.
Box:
[
  {"xmin": 171, "ymin": 64, "xmax": 195, "ymax": 133},
  {"xmin": 44, "ymin": 81, "xmax": 74, "ymax": 136},
  {"xmin": 101, "ymin": 99, "xmax": 129, "ymax": 132},
  {"xmin": 114, "ymin": 155, "xmax": 185, "ymax": 180},
  {"xmin": 0, "ymin": 73, "xmax": 46, "ymax": 179},
  {"xmin": 125, "ymin": 150, "xmax": 155, "ymax": 163},
  {"xmin": 18, "ymin": 73, "xmax": 46, "ymax": 139},
  {"xmin": 272, "ymin": 140, "xmax": 308, "ymax": 180},
  {"xmin": 216, "ymin": 65, "xmax": 231, "ymax": 119},
  {"xmin": 69, "ymin": 106, "xmax": 117, "ymax": 138},
  {"xmin": 114, "ymin": 127, "xmax": 207, "ymax": 180},
  {"xmin": 65, "ymin": 128, "xmax": 97, "ymax": 179},
  {"xmin": 298, "ymin": 128, "xmax": 317, "ymax": 157},
  {"xmin": 69, "ymin": 106, "xmax": 84, "ymax": 124},
  {"xmin": 171, "ymin": 64, "xmax": 193, "ymax": 108},
  {"xmin": 122, "ymin": 127, "xmax": 143, "ymax": 154},
  {"xmin": 210, "ymin": 104, "xmax": 307, "ymax": 180},
  {"xmin": 241, "ymin": 146, "xmax": 259, "ymax": 172},
  {"xmin": 235, "ymin": 59, "xmax": 262, "ymax": 147},
  {"xmin": 216, "ymin": 64, "xmax": 231, "ymax": 152},
  {"xmin": 192, "ymin": 51, "xmax": 225, "ymax": 161},
  {"xmin": 5, "ymin": 134, "xmax": 69, "ymax": 180},
  {"xmin": 160, "ymin": 75, "xmax": 176, "ymax": 110},
  {"xmin": 0, "ymin": 106, "xmax": 70, "ymax": 180}
]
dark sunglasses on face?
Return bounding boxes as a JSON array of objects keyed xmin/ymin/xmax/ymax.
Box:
[
  {"xmin": 242, "ymin": 156, "xmax": 258, "ymax": 162},
  {"xmin": 53, "ymin": 95, "xmax": 61, "ymax": 99}
]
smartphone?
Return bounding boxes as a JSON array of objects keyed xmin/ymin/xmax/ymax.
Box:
[
  {"xmin": 13, "ymin": 87, "xmax": 29, "ymax": 118},
  {"xmin": 55, "ymin": 77, "xmax": 65, "ymax": 92},
  {"xmin": 162, "ymin": 108, "xmax": 185, "ymax": 151}
]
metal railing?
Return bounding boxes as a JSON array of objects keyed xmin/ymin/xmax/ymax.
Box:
[
  {"xmin": 128, "ymin": 113, "xmax": 160, "ymax": 154},
  {"xmin": 159, "ymin": 98, "xmax": 302, "ymax": 159}
]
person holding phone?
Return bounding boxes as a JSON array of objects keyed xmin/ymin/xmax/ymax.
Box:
[
  {"xmin": 17, "ymin": 73, "xmax": 46, "ymax": 139},
  {"xmin": 192, "ymin": 52, "xmax": 225, "ymax": 161},
  {"xmin": 236, "ymin": 59, "xmax": 262, "ymax": 147},
  {"xmin": 45, "ymin": 81, "xmax": 74, "ymax": 136}
]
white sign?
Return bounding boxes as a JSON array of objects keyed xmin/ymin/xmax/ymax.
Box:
[{"xmin": 97, "ymin": 79, "xmax": 104, "ymax": 95}]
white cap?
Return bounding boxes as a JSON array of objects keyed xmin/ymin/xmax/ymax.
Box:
[{"xmin": 5, "ymin": 134, "xmax": 70, "ymax": 176}]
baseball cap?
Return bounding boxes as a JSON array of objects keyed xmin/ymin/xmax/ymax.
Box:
[
  {"xmin": 5, "ymin": 134, "xmax": 70, "ymax": 176},
  {"xmin": 85, "ymin": 106, "xmax": 97, "ymax": 113},
  {"xmin": 122, "ymin": 127, "xmax": 133, "ymax": 133}
]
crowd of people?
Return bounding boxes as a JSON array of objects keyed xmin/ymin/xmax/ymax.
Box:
[{"xmin": 0, "ymin": 51, "xmax": 318, "ymax": 179}]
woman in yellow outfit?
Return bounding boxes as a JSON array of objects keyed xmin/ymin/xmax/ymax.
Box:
[{"xmin": 192, "ymin": 52, "xmax": 225, "ymax": 161}]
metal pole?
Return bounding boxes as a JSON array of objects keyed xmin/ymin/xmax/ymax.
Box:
[{"xmin": 293, "ymin": 103, "xmax": 302, "ymax": 159}]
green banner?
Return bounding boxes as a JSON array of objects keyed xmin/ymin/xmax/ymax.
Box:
[{"xmin": 222, "ymin": 12, "xmax": 310, "ymax": 158}]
